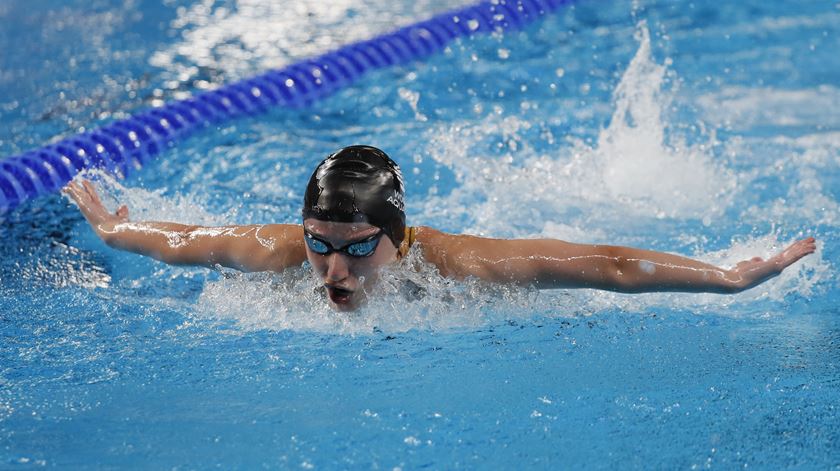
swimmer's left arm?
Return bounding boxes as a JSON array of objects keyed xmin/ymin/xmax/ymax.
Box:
[{"xmin": 416, "ymin": 227, "xmax": 816, "ymax": 293}]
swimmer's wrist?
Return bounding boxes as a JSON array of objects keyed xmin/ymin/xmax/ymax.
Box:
[
  {"xmin": 723, "ymin": 273, "xmax": 748, "ymax": 293},
  {"xmin": 94, "ymin": 221, "xmax": 120, "ymax": 245},
  {"xmin": 720, "ymin": 268, "xmax": 765, "ymax": 294}
]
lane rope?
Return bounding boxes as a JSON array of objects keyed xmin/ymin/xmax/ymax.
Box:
[{"xmin": 0, "ymin": 0, "xmax": 573, "ymax": 212}]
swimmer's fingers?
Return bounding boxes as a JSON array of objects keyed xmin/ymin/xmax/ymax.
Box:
[
  {"xmin": 730, "ymin": 238, "xmax": 816, "ymax": 290},
  {"xmin": 63, "ymin": 179, "xmax": 124, "ymax": 228},
  {"xmin": 63, "ymin": 179, "xmax": 131, "ymax": 231},
  {"xmin": 62, "ymin": 180, "xmax": 94, "ymax": 211},
  {"xmin": 61, "ymin": 180, "xmax": 80, "ymax": 201},
  {"xmin": 771, "ymin": 237, "xmax": 817, "ymax": 270},
  {"xmin": 62, "ymin": 179, "xmax": 94, "ymax": 202},
  {"xmin": 70, "ymin": 180, "xmax": 100, "ymax": 211},
  {"xmin": 61, "ymin": 179, "xmax": 82, "ymax": 198},
  {"xmin": 85, "ymin": 181, "xmax": 129, "ymax": 221},
  {"xmin": 81, "ymin": 179, "xmax": 105, "ymax": 207}
]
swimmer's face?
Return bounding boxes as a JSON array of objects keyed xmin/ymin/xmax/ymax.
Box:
[{"xmin": 303, "ymin": 219, "xmax": 399, "ymax": 311}]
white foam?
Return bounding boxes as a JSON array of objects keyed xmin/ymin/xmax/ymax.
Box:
[
  {"xmin": 741, "ymin": 167, "xmax": 840, "ymax": 227},
  {"xmin": 195, "ymin": 251, "xmax": 555, "ymax": 334},
  {"xmin": 734, "ymin": 11, "xmax": 840, "ymax": 35},
  {"xmin": 701, "ymin": 109, "xmax": 840, "ymax": 227}
]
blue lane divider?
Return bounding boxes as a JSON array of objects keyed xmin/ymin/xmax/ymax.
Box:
[{"xmin": 0, "ymin": 0, "xmax": 574, "ymax": 213}]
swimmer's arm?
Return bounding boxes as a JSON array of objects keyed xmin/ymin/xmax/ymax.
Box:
[
  {"xmin": 63, "ymin": 180, "xmax": 306, "ymax": 272},
  {"xmin": 99, "ymin": 221, "xmax": 305, "ymax": 272},
  {"xmin": 416, "ymin": 227, "xmax": 816, "ymax": 293}
]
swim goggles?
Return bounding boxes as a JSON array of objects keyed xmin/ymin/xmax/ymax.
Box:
[{"xmin": 304, "ymin": 230, "xmax": 383, "ymax": 257}]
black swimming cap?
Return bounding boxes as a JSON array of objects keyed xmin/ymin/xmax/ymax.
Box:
[{"xmin": 302, "ymin": 145, "xmax": 406, "ymax": 247}]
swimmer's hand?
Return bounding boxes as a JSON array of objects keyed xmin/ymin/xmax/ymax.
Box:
[
  {"xmin": 63, "ymin": 179, "xmax": 129, "ymax": 238},
  {"xmin": 727, "ymin": 237, "xmax": 817, "ymax": 291}
]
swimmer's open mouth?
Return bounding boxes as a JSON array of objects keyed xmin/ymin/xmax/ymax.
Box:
[{"xmin": 326, "ymin": 285, "xmax": 353, "ymax": 304}]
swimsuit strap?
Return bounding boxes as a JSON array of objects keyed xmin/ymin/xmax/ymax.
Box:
[{"xmin": 398, "ymin": 226, "xmax": 416, "ymax": 258}]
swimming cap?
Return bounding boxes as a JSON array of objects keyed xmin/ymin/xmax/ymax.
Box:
[{"xmin": 302, "ymin": 145, "xmax": 406, "ymax": 247}]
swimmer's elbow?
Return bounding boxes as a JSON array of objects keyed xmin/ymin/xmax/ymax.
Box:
[
  {"xmin": 168, "ymin": 226, "xmax": 221, "ymax": 266},
  {"xmin": 600, "ymin": 247, "xmax": 637, "ymax": 291},
  {"xmin": 598, "ymin": 248, "xmax": 664, "ymax": 293},
  {"xmin": 148, "ymin": 226, "xmax": 205, "ymax": 265}
]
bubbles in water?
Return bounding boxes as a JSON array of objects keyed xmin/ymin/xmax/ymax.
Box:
[{"xmin": 398, "ymin": 87, "xmax": 428, "ymax": 122}]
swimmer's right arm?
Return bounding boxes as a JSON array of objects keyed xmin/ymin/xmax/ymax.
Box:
[{"xmin": 63, "ymin": 180, "xmax": 307, "ymax": 272}]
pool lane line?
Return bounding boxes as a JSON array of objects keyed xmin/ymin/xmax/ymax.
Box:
[{"xmin": 0, "ymin": 0, "xmax": 575, "ymax": 213}]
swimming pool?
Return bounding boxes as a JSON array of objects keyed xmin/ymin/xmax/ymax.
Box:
[{"xmin": 1, "ymin": 0, "xmax": 838, "ymax": 468}]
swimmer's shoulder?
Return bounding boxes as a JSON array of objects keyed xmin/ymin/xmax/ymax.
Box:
[
  {"xmin": 253, "ymin": 224, "xmax": 306, "ymax": 271},
  {"xmin": 411, "ymin": 226, "xmax": 473, "ymax": 277},
  {"xmin": 413, "ymin": 226, "xmax": 446, "ymax": 246},
  {"xmin": 413, "ymin": 226, "xmax": 483, "ymax": 248}
]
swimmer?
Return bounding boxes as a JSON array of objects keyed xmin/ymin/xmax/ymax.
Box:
[{"xmin": 64, "ymin": 145, "xmax": 817, "ymax": 311}]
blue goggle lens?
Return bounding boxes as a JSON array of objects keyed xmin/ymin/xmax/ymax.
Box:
[
  {"xmin": 304, "ymin": 231, "xmax": 382, "ymax": 258},
  {"xmin": 304, "ymin": 234, "xmax": 330, "ymax": 254},
  {"xmin": 345, "ymin": 238, "xmax": 380, "ymax": 257}
]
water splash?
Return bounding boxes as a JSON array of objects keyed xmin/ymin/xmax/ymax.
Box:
[
  {"xmin": 422, "ymin": 21, "xmax": 737, "ymax": 236},
  {"xmin": 195, "ymin": 250, "xmax": 558, "ymax": 334},
  {"xmin": 582, "ymin": 23, "xmax": 736, "ymax": 219},
  {"xmin": 398, "ymin": 87, "xmax": 428, "ymax": 122},
  {"xmin": 72, "ymin": 169, "xmax": 229, "ymax": 226}
]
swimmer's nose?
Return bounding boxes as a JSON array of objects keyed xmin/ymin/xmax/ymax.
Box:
[{"xmin": 325, "ymin": 253, "xmax": 350, "ymax": 282}]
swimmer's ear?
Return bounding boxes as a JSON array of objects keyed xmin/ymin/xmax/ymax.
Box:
[{"xmin": 116, "ymin": 204, "xmax": 129, "ymax": 220}]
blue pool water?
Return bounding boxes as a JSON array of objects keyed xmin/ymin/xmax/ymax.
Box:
[{"xmin": 2, "ymin": 0, "xmax": 839, "ymax": 468}]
